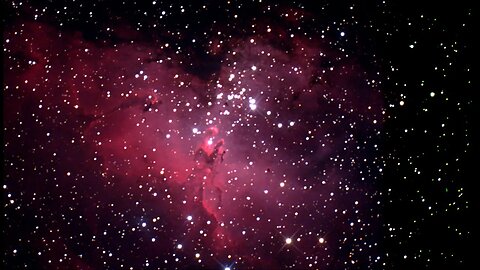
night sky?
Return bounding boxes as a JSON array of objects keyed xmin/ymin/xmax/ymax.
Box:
[{"xmin": 2, "ymin": 1, "xmax": 475, "ymax": 269}]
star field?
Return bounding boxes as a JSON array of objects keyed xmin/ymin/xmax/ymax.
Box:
[{"xmin": 2, "ymin": 1, "xmax": 475, "ymax": 269}]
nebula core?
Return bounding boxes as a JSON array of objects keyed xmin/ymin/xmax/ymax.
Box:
[{"xmin": 3, "ymin": 1, "xmax": 474, "ymax": 270}]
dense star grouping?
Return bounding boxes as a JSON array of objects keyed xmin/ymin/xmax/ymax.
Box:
[{"xmin": 2, "ymin": 0, "xmax": 474, "ymax": 269}]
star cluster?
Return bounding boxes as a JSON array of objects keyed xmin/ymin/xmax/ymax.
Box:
[{"xmin": 2, "ymin": 1, "xmax": 474, "ymax": 269}]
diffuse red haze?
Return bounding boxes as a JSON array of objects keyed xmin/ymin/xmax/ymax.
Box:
[{"xmin": 4, "ymin": 18, "xmax": 384, "ymax": 269}]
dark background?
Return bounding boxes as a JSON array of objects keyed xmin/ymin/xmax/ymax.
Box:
[{"xmin": 3, "ymin": 0, "xmax": 475, "ymax": 269}]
